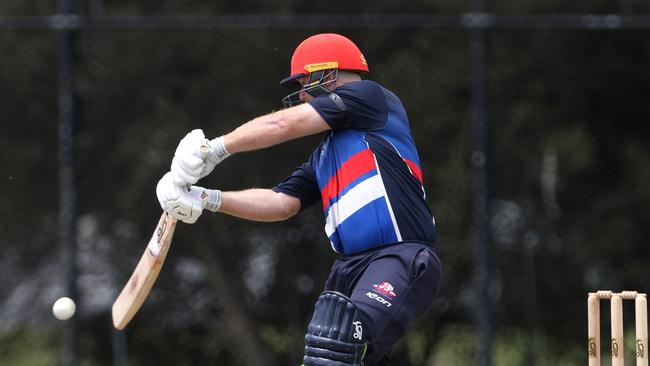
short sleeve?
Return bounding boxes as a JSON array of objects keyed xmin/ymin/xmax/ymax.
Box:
[
  {"xmin": 308, "ymin": 80, "xmax": 388, "ymax": 131},
  {"xmin": 272, "ymin": 157, "xmax": 321, "ymax": 212}
]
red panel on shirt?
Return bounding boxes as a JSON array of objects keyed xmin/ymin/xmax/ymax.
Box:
[
  {"xmin": 404, "ymin": 159, "xmax": 423, "ymax": 184},
  {"xmin": 321, "ymin": 149, "xmax": 377, "ymax": 209}
]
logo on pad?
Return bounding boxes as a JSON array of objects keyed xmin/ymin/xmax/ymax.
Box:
[
  {"xmin": 352, "ymin": 321, "xmax": 363, "ymax": 340},
  {"xmin": 372, "ymin": 282, "xmax": 397, "ymax": 298}
]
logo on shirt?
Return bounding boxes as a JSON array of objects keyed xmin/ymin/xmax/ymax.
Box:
[{"xmin": 372, "ymin": 281, "xmax": 397, "ymax": 298}]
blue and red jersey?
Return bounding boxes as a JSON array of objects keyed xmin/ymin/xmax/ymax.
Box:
[{"xmin": 273, "ymin": 80, "xmax": 436, "ymax": 255}]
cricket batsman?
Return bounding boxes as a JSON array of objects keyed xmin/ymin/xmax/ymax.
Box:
[{"xmin": 156, "ymin": 33, "xmax": 442, "ymax": 365}]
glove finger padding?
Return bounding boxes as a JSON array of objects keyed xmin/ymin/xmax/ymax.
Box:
[
  {"xmin": 177, "ymin": 152, "xmax": 204, "ymax": 172},
  {"xmin": 171, "ymin": 152, "xmax": 205, "ymax": 185},
  {"xmin": 164, "ymin": 186, "xmax": 221, "ymax": 224},
  {"xmin": 175, "ymin": 129, "xmax": 206, "ymax": 155},
  {"xmin": 156, "ymin": 172, "xmax": 184, "ymax": 210},
  {"xmin": 170, "ymin": 129, "xmax": 208, "ymax": 185},
  {"xmin": 165, "ymin": 191, "xmax": 203, "ymax": 224},
  {"xmin": 171, "ymin": 156, "xmax": 201, "ymax": 185}
]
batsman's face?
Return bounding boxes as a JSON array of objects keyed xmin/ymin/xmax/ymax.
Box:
[{"xmin": 297, "ymin": 75, "xmax": 314, "ymax": 104}]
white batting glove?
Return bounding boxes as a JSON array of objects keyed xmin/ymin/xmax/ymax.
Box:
[
  {"xmin": 170, "ymin": 130, "xmax": 230, "ymax": 186},
  {"xmin": 156, "ymin": 172, "xmax": 186, "ymax": 211},
  {"xmin": 164, "ymin": 186, "xmax": 222, "ymax": 224},
  {"xmin": 171, "ymin": 129, "xmax": 207, "ymax": 186},
  {"xmin": 200, "ymin": 136, "xmax": 230, "ymax": 178}
]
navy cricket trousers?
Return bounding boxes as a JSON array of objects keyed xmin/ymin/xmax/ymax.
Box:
[{"xmin": 323, "ymin": 242, "xmax": 442, "ymax": 365}]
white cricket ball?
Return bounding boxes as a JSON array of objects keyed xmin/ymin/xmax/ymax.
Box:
[{"xmin": 52, "ymin": 297, "xmax": 76, "ymax": 321}]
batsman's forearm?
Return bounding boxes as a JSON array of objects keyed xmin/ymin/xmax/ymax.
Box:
[
  {"xmin": 218, "ymin": 189, "xmax": 300, "ymax": 222},
  {"xmin": 222, "ymin": 103, "xmax": 329, "ymax": 154}
]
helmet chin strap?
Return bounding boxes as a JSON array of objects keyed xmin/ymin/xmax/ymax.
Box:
[{"xmin": 282, "ymin": 69, "xmax": 338, "ymax": 108}]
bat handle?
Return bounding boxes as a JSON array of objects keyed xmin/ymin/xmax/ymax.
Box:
[{"xmin": 199, "ymin": 144, "xmax": 210, "ymax": 155}]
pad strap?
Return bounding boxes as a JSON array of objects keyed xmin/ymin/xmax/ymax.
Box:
[{"xmin": 303, "ymin": 291, "xmax": 367, "ymax": 366}]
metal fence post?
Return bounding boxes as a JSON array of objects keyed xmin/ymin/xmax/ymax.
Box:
[
  {"xmin": 469, "ymin": 0, "xmax": 493, "ymax": 365},
  {"xmin": 57, "ymin": 0, "xmax": 79, "ymax": 365}
]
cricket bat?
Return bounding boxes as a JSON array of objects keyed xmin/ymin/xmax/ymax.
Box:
[{"xmin": 112, "ymin": 211, "xmax": 177, "ymax": 330}]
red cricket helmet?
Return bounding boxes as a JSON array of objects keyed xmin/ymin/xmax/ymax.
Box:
[{"xmin": 280, "ymin": 33, "xmax": 369, "ymax": 88}]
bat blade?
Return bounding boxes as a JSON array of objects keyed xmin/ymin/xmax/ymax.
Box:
[{"xmin": 112, "ymin": 212, "xmax": 177, "ymax": 330}]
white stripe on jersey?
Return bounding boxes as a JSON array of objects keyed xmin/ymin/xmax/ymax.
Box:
[
  {"xmin": 325, "ymin": 174, "xmax": 386, "ymax": 237},
  {"xmin": 324, "ymin": 172, "xmax": 403, "ymax": 244}
]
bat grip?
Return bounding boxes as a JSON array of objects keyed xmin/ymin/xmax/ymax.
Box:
[{"xmin": 199, "ymin": 144, "xmax": 211, "ymax": 156}]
